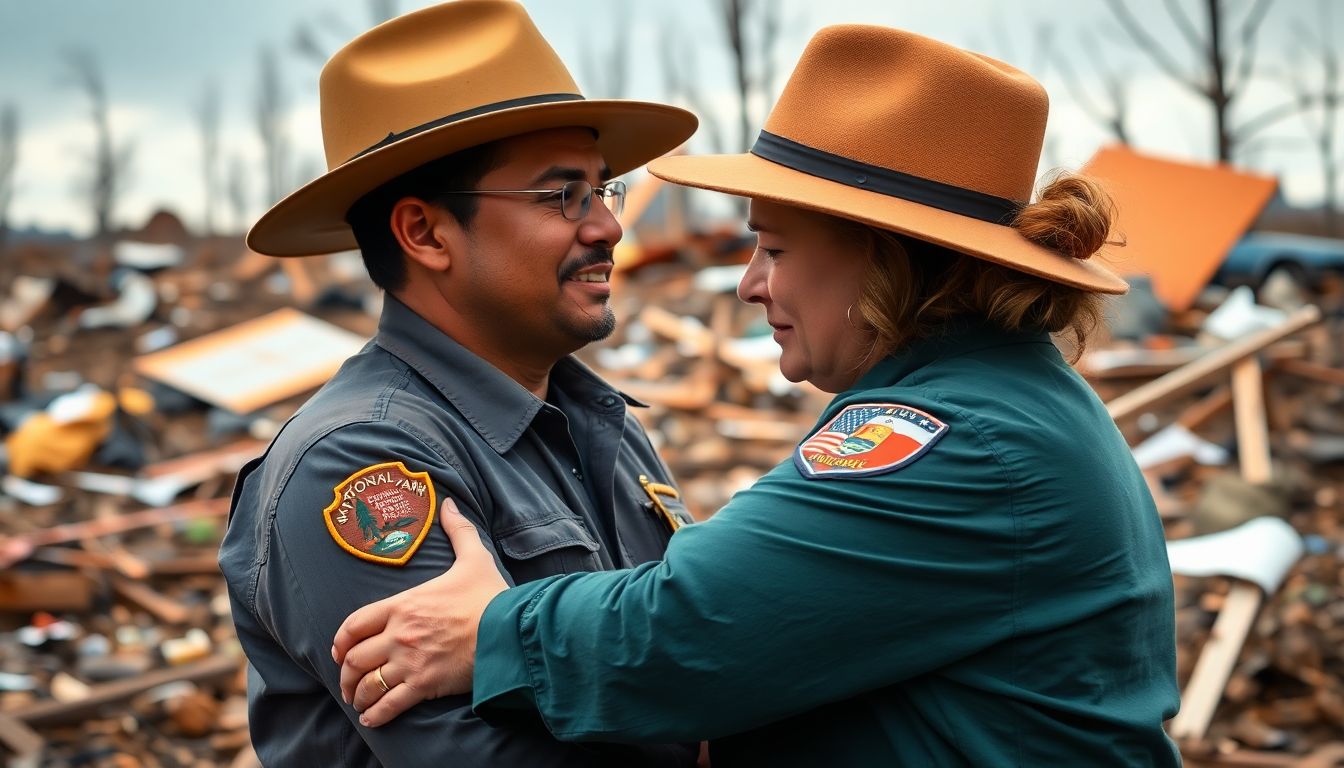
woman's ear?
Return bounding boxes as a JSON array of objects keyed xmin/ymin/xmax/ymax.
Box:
[{"xmin": 390, "ymin": 197, "xmax": 459, "ymax": 273}]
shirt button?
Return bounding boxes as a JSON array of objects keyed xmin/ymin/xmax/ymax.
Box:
[{"xmin": 572, "ymin": 467, "xmax": 584, "ymax": 481}]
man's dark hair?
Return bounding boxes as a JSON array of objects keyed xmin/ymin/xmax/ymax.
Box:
[{"xmin": 346, "ymin": 141, "xmax": 502, "ymax": 291}]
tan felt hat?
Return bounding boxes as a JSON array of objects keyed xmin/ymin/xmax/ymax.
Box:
[
  {"xmin": 648, "ymin": 25, "xmax": 1127, "ymax": 294},
  {"xmin": 248, "ymin": 0, "xmax": 697, "ymax": 257}
]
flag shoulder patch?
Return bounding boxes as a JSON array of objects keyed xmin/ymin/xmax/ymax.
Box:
[{"xmin": 793, "ymin": 402, "xmax": 948, "ymax": 480}]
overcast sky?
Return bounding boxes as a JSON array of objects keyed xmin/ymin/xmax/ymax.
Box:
[{"xmin": 1, "ymin": 0, "xmax": 1337, "ymax": 236}]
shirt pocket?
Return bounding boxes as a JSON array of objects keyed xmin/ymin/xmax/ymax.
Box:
[{"xmin": 493, "ymin": 511, "xmax": 602, "ymax": 583}]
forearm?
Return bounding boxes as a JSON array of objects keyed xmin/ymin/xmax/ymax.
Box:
[{"xmin": 471, "ymin": 475, "xmax": 1019, "ymax": 742}]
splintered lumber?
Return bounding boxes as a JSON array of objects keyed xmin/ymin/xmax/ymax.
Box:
[
  {"xmin": 133, "ymin": 308, "xmax": 366, "ymax": 413},
  {"xmin": 0, "ymin": 569, "xmax": 94, "ymax": 612},
  {"xmin": 1169, "ymin": 343, "xmax": 1282, "ymax": 743},
  {"xmin": 1273, "ymin": 358, "xmax": 1344, "ymax": 388},
  {"xmin": 15, "ymin": 655, "xmax": 240, "ymax": 727},
  {"xmin": 229, "ymin": 744, "xmax": 262, "ymax": 768},
  {"xmin": 639, "ymin": 305, "xmax": 716, "ymax": 355},
  {"xmin": 1175, "ymin": 386, "xmax": 1234, "ymax": 431},
  {"xmin": 0, "ymin": 498, "xmax": 229, "ymax": 568},
  {"xmin": 1169, "ymin": 582, "xmax": 1265, "ymax": 740},
  {"xmin": 139, "ymin": 438, "xmax": 267, "ymax": 483},
  {"xmin": 112, "ymin": 576, "xmax": 191, "ymax": 625},
  {"xmin": 1231, "ymin": 358, "xmax": 1272, "ymax": 485},
  {"xmin": 606, "ymin": 349, "xmax": 720, "ymax": 410},
  {"xmin": 0, "ymin": 713, "xmax": 44, "ymax": 760},
  {"xmin": 1106, "ymin": 305, "xmax": 1322, "ymax": 422},
  {"xmin": 1182, "ymin": 742, "xmax": 1344, "ymax": 767}
]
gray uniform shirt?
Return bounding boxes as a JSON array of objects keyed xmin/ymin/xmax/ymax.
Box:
[{"xmin": 219, "ymin": 296, "xmax": 696, "ymax": 767}]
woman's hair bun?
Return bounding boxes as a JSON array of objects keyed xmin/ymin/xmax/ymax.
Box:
[{"xmin": 1011, "ymin": 172, "xmax": 1116, "ymax": 261}]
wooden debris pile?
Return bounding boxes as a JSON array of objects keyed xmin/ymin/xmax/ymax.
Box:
[
  {"xmin": 1, "ymin": 228, "xmax": 1342, "ymax": 766},
  {"xmin": 1086, "ymin": 277, "xmax": 1344, "ymax": 767}
]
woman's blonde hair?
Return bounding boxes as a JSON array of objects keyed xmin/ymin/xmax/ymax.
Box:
[{"xmin": 838, "ymin": 172, "xmax": 1116, "ymax": 364}]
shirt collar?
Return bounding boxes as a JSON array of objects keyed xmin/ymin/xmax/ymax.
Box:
[
  {"xmin": 850, "ymin": 321, "xmax": 1055, "ymax": 393},
  {"xmin": 374, "ymin": 295, "xmax": 641, "ymax": 454}
]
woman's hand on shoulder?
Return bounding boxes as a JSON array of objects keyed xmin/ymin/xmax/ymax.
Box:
[{"xmin": 331, "ymin": 498, "xmax": 508, "ymax": 726}]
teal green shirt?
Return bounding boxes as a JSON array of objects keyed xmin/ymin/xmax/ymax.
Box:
[{"xmin": 474, "ymin": 325, "xmax": 1181, "ymax": 767}]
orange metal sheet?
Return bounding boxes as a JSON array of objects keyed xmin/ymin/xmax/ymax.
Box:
[{"xmin": 1082, "ymin": 145, "xmax": 1278, "ymax": 311}]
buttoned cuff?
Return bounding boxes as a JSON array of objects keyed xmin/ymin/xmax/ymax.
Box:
[{"xmin": 472, "ymin": 579, "xmax": 556, "ymax": 721}]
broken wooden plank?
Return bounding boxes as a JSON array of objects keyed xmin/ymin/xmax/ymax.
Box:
[
  {"xmin": 1274, "ymin": 358, "xmax": 1344, "ymax": 389},
  {"xmin": 112, "ymin": 576, "xmax": 191, "ymax": 625},
  {"xmin": 0, "ymin": 569, "xmax": 94, "ymax": 613},
  {"xmin": 1169, "ymin": 581, "xmax": 1264, "ymax": 741},
  {"xmin": 15, "ymin": 655, "xmax": 239, "ymax": 727},
  {"xmin": 0, "ymin": 712, "xmax": 44, "ymax": 760},
  {"xmin": 0, "ymin": 498, "xmax": 229, "ymax": 568},
  {"xmin": 1107, "ymin": 305, "xmax": 1321, "ymax": 422},
  {"xmin": 147, "ymin": 553, "xmax": 222, "ymax": 576},
  {"xmin": 1176, "ymin": 386, "xmax": 1234, "ymax": 432},
  {"xmin": 229, "ymin": 743, "xmax": 262, "ymax": 768},
  {"xmin": 133, "ymin": 308, "xmax": 366, "ymax": 414},
  {"xmin": 1231, "ymin": 358, "xmax": 1272, "ymax": 485}
]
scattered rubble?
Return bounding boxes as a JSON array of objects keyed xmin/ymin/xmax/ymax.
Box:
[{"xmin": 1, "ymin": 219, "xmax": 1342, "ymax": 766}]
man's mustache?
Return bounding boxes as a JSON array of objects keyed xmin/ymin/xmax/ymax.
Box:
[{"xmin": 558, "ymin": 249, "xmax": 615, "ymax": 282}]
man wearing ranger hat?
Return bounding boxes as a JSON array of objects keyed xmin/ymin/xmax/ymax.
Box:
[{"xmin": 218, "ymin": 1, "xmax": 699, "ymax": 765}]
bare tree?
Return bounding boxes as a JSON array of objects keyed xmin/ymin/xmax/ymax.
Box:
[
  {"xmin": 256, "ymin": 46, "xmax": 289, "ymax": 206},
  {"xmin": 1285, "ymin": 2, "xmax": 1343, "ymax": 235},
  {"xmin": 368, "ymin": 0, "xmax": 396, "ymax": 26},
  {"xmin": 1045, "ymin": 25, "xmax": 1134, "ymax": 145},
  {"xmin": 63, "ymin": 49, "xmax": 135, "ymax": 241},
  {"xmin": 659, "ymin": 23, "xmax": 725, "ymax": 155},
  {"xmin": 226, "ymin": 154, "xmax": 249, "ymax": 235},
  {"xmin": 0, "ymin": 103, "xmax": 17, "ymax": 249},
  {"xmin": 197, "ymin": 81, "xmax": 221, "ymax": 237},
  {"xmin": 719, "ymin": 0, "xmax": 753, "ymax": 153},
  {"xmin": 1102, "ymin": 0, "xmax": 1308, "ymax": 164},
  {"xmin": 294, "ymin": 0, "xmax": 397, "ymax": 66},
  {"xmin": 713, "ymin": 0, "xmax": 787, "ymax": 152},
  {"xmin": 580, "ymin": 0, "xmax": 631, "ymax": 99}
]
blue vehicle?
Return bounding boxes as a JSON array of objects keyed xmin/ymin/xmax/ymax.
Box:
[{"xmin": 1213, "ymin": 231, "xmax": 1344, "ymax": 289}]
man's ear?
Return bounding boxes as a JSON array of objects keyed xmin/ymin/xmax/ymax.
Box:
[{"xmin": 390, "ymin": 197, "xmax": 461, "ymax": 273}]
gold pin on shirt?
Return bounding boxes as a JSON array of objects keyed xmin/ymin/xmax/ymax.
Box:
[{"xmin": 639, "ymin": 474, "xmax": 684, "ymax": 532}]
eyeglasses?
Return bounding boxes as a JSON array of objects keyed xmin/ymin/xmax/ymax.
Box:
[{"xmin": 436, "ymin": 179, "xmax": 625, "ymax": 221}]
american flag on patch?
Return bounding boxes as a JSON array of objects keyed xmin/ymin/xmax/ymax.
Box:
[{"xmin": 800, "ymin": 406, "xmax": 890, "ymax": 455}]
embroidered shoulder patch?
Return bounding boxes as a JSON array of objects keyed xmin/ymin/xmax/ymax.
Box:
[
  {"xmin": 323, "ymin": 462, "xmax": 436, "ymax": 565},
  {"xmin": 793, "ymin": 403, "xmax": 948, "ymax": 480}
]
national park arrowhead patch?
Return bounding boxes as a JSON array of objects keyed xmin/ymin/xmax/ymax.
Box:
[
  {"xmin": 794, "ymin": 403, "xmax": 948, "ymax": 480},
  {"xmin": 323, "ymin": 462, "xmax": 435, "ymax": 565}
]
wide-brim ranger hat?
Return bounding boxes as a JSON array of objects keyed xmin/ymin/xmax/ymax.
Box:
[
  {"xmin": 648, "ymin": 25, "xmax": 1127, "ymax": 294},
  {"xmin": 248, "ymin": 0, "xmax": 697, "ymax": 257}
]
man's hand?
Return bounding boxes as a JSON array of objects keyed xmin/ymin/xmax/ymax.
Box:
[{"xmin": 332, "ymin": 497, "xmax": 508, "ymax": 727}]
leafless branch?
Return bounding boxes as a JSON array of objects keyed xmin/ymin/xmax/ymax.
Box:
[
  {"xmin": 63, "ymin": 48, "xmax": 133, "ymax": 240},
  {"xmin": 0, "ymin": 103, "xmax": 18, "ymax": 247},
  {"xmin": 718, "ymin": 0, "xmax": 753, "ymax": 152},
  {"xmin": 226, "ymin": 155, "xmax": 249, "ymax": 234},
  {"xmin": 658, "ymin": 21, "xmax": 724, "ymax": 154},
  {"xmin": 758, "ymin": 0, "xmax": 781, "ymax": 114},
  {"xmin": 1236, "ymin": 96, "xmax": 1317, "ymax": 140},
  {"xmin": 368, "ymin": 0, "xmax": 396, "ymax": 25},
  {"xmin": 196, "ymin": 81, "xmax": 221, "ymax": 238},
  {"xmin": 256, "ymin": 46, "xmax": 290, "ymax": 206},
  {"xmin": 291, "ymin": 23, "xmax": 328, "ymax": 66},
  {"xmin": 1162, "ymin": 0, "xmax": 1205, "ymax": 54},
  {"xmin": 1102, "ymin": 0, "xmax": 1202, "ymax": 95},
  {"xmin": 1228, "ymin": 0, "xmax": 1276, "ymax": 95},
  {"xmin": 1046, "ymin": 26, "xmax": 1131, "ymax": 144}
]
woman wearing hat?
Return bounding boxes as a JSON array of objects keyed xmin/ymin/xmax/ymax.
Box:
[{"xmin": 332, "ymin": 24, "xmax": 1180, "ymax": 766}]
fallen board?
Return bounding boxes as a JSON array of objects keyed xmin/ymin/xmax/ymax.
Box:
[{"xmin": 133, "ymin": 308, "xmax": 367, "ymax": 413}]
